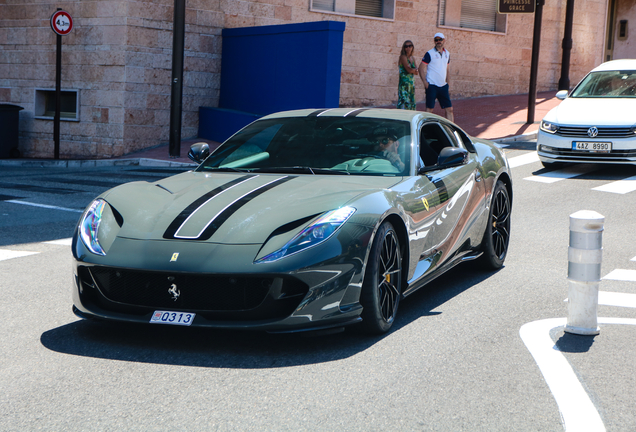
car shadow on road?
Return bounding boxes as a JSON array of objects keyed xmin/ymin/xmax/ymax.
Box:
[
  {"xmin": 40, "ymin": 266, "xmax": 500, "ymax": 369},
  {"xmin": 531, "ymin": 163, "xmax": 636, "ymax": 180}
]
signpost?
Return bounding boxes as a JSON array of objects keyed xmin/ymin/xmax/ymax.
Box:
[{"xmin": 50, "ymin": 9, "xmax": 73, "ymax": 159}]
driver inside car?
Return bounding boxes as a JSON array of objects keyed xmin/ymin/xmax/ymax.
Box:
[{"xmin": 368, "ymin": 127, "xmax": 406, "ymax": 171}]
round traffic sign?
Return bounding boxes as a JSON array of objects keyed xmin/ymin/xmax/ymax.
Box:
[{"xmin": 50, "ymin": 10, "xmax": 73, "ymax": 36}]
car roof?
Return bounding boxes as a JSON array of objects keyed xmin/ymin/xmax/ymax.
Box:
[
  {"xmin": 592, "ymin": 59, "xmax": 636, "ymax": 72},
  {"xmin": 260, "ymin": 108, "xmax": 441, "ymax": 122}
]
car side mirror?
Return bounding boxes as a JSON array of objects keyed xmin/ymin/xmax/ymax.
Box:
[
  {"xmin": 556, "ymin": 90, "xmax": 568, "ymax": 100},
  {"xmin": 437, "ymin": 147, "xmax": 468, "ymax": 168},
  {"xmin": 188, "ymin": 142, "xmax": 210, "ymax": 163}
]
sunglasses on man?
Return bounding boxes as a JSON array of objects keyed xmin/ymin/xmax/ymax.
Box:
[
  {"xmin": 434, "ymin": 38, "xmax": 444, "ymax": 42},
  {"xmin": 376, "ymin": 137, "xmax": 394, "ymax": 145}
]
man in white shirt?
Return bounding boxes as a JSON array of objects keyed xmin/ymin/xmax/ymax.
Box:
[{"xmin": 418, "ymin": 32, "xmax": 454, "ymax": 122}]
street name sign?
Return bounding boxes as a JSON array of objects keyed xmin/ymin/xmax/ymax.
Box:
[{"xmin": 498, "ymin": 0, "xmax": 535, "ymax": 13}]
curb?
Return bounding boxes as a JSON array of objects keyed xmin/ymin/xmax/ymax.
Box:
[
  {"xmin": 0, "ymin": 157, "xmax": 196, "ymax": 168},
  {"xmin": 494, "ymin": 130, "xmax": 538, "ymax": 144}
]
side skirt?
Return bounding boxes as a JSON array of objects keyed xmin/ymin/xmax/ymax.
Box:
[{"xmin": 402, "ymin": 250, "xmax": 483, "ymax": 298}]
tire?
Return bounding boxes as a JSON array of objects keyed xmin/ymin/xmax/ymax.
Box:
[
  {"xmin": 360, "ymin": 221, "xmax": 402, "ymax": 334},
  {"xmin": 478, "ymin": 180, "xmax": 511, "ymax": 269}
]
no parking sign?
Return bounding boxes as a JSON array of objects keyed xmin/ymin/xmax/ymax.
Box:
[{"xmin": 50, "ymin": 10, "xmax": 73, "ymax": 36}]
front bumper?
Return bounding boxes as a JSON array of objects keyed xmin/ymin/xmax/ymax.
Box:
[
  {"xmin": 72, "ymin": 230, "xmax": 371, "ymax": 333},
  {"xmin": 537, "ymin": 130, "xmax": 636, "ymax": 165}
]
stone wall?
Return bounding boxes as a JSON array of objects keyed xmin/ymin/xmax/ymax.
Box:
[
  {"xmin": 0, "ymin": 0, "xmax": 608, "ymax": 158},
  {"xmin": 0, "ymin": 0, "xmax": 220, "ymax": 158}
]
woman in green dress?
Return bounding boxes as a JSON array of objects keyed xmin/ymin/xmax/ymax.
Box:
[{"xmin": 397, "ymin": 40, "xmax": 418, "ymax": 110}]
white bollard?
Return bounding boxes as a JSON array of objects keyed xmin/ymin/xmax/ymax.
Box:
[{"xmin": 565, "ymin": 210, "xmax": 604, "ymax": 335}]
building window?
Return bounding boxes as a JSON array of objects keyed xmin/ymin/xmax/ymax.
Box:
[
  {"xmin": 439, "ymin": 0, "xmax": 506, "ymax": 33},
  {"xmin": 310, "ymin": 0, "xmax": 395, "ymax": 20},
  {"xmin": 34, "ymin": 88, "xmax": 80, "ymax": 121}
]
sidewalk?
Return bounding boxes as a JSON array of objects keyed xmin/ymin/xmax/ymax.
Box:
[{"xmin": 1, "ymin": 91, "xmax": 559, "ymax": 167}]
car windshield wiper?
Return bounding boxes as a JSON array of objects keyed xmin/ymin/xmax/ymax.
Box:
[
  {"xmin": 250, "ymin": 167, "xmax": 350, "ymax": 175},
  {"xmin": 198, "ymin": 166, "xmax": 252, "ymax": 173}
]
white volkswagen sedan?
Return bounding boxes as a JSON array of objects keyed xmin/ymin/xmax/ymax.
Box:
[{"xmin": 537, "ymin": 59, "xmax": 636, "ymax": 167}]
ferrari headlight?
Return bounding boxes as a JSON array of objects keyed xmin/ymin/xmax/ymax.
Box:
[
  {"xmin": 256, "ymin": 206, "xmax": 356, "ymax": 263},
  {"xmin": 79, "ymin": 199, "xmax": 107, "ymax": 256},
  {"xmin": 540, "ymin": 120, "xmax": 559, "ymax": 134}
]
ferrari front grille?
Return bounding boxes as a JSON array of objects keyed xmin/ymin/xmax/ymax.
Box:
[{"xmin": 85, "ymin": 266, "xmax": 306, "ymax": 312}]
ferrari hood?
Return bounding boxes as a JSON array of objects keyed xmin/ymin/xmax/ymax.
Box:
[
  {"xmin": 102, "ymin": 172, "xmax": 400, "ymax": 244},
  {"xmin": 545, "ymin": 98, "xmax": 636, "ymax": 126}
]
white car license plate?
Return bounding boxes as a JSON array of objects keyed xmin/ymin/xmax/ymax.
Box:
[
  {"xmin": 150, "ymin": 310, "xmax": 195, "ymax": 326},
  {"xmin": 572, "ymin": 142, "xmax": 612, "ymax": 153}
]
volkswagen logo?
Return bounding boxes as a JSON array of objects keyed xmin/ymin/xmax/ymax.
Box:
[{"xmin": 587, "ymin": 127, "xmax": 599, "ymax": 138}]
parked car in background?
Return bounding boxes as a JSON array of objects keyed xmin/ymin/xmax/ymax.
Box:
[
  {"xmin": 72, "ymin": 108, "xmax": 512, "ymax": 335},
  {"xmin": 537, "ymin": 59, "xmax": 636, "ymax": 168}
]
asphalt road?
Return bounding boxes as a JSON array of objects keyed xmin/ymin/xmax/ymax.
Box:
[{"xmin": 1, "ymin": 151, "xmax": 635, "ymax": 431}]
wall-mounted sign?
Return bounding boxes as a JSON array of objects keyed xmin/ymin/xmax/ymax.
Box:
[
  {"xmin": 50, "ymin": 10, "xmax": 73, "ymax": 36},
  {"xmin": 498, "ymin": 0, "xmax": 535, "ymax": 14}
]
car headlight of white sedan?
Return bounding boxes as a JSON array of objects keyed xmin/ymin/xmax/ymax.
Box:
[{"xmin": 540, "ymin": 120, "xmax": 559, "ymax": 134}]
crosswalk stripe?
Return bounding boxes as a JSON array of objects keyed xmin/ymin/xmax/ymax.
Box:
[
  {"xmin": 43, "ymin": 238, "xmax": 73, "ymax": 246},
  {"xmin": 524, "ymin": 164, "xmax": 597, "ymax": 184},
  {"xmin": 0, "ymin": 250, "xmax": 40, "ymax": 262},
  {"xmin": 602, "ymin": 269, "xmax": 636, "ymax": 281},
  {"xmin": 592, "ymin": 175, "xmax": 636, "ymax": 194},
  {"xmin": 598, "ymin": 291, "xmax": 636, "ymax": 308},
  {"xmin": 508, "ymin": 151, "xmax": 539, "ymax": 168}
]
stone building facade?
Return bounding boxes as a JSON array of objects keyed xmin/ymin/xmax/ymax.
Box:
[{"xmin": 0, "ymin": 0, "xmax": 614, "ymax": 159}]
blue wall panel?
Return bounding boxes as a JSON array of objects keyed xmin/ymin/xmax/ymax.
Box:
[
  {"xmin": 219, "ymin": 21, "xmax": 345, "ymax": 115},
  {"xmin": 198, "ymin": 21, "xmax": 345, "ymax": 144}
]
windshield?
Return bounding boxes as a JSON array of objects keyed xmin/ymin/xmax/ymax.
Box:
[
  {"xmin": 196, "ymin": 116, "xmax": 412, "ymax": 176},
  {"xmin": 571, "ymin": 70, "xmax": 636, "ymax": 98}
]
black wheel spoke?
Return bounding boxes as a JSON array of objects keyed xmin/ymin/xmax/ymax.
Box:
[
  {"xmin": 378, "ymin": 231, "xmax": 401, "ymax": 322},
  {"xmin": 479, "ymin": 181, "xmax": 511, "ymax": 270},
  {"xmin": 361, "ymin": 222, "xmax": 403, "ymax": 333}
]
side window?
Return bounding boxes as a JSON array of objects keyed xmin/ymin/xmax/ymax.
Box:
[
  {"xmin": 442, "ymin": 123, "xmax": 476, "ymax": 153},
  {"xmin": 419, "ymin": 122, "xmax": 454, "ymax": 167},
  {"xmin": 420, "ymin": 123, "xmax": 456, "ymax": 162}
]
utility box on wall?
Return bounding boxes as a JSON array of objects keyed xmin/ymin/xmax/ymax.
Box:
[{"xmin": 199, "ymin": 21, "xmax": 346, "ymax": 143}]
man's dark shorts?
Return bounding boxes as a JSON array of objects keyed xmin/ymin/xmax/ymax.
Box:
[{"xmin": 425, "ymin": 84, "xmax": 452, "ymax": 109}]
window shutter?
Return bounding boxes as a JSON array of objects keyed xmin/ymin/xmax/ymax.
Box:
[
  {"xmin": 355, "ymin": 0, "xmax": 383, "ymax": 17},
  {"xmin": 460, "ymin": 0, "xmax": 497, "ymax": 31},
  {"xmin": 439, "ymin": 0, "xmax": 447, "ymax": 25},
  {"xmin": 312, "ymin": 0, "xmax": 335, "ymax": 12}
]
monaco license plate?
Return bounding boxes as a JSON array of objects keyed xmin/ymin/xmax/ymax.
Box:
[
  {"xmin": 150, "ymin": 310, "xmax": 195, "ymax": 326},
  {"xmin": 572, "ymin": 141, "xmax": 612, "ymax": 153}
]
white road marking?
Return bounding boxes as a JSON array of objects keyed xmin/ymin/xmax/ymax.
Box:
[
  {"xmin": 598, "ymin": 291, "xmax": 636, "ymax": 308},
  {"xmin": 521, "ymin": 317, "xmax": 636, "ymax": 432},
  {"xmin": 602, "ymin": 269, "xmax": 636, "ymax": 282},
  {"xmin": 631, "ymin": 256, "xmax": 636, "ymax": 262},
  {"xmin": 6, "ymin": 200, "xmax": 83, "ymax": 213},
  {"xmin": 0, "ymin": 250, "xmax": 39, "ymax": 262},
  {"xmin": 592, "ymin": 175, "xmax": 636, "ymax": 194},
  {"xmin": 524, "ymin": 164, "xmax": 596, "ymax": 184},
  {"xmin": 508, "ymin": 151, "xmax": 539, "ymax": 168},
  {"xmin": 43, "ymin": 238, "xmax": 73, "ymax": 246},
  {"xmin": 520, "ymin": 318, "xmax": 605, "ymax": 432}
]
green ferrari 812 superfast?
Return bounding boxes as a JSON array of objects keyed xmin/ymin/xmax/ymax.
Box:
[{"xmin": 72, "ymin": 108, "xmax": 512, "ymax": 334}]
